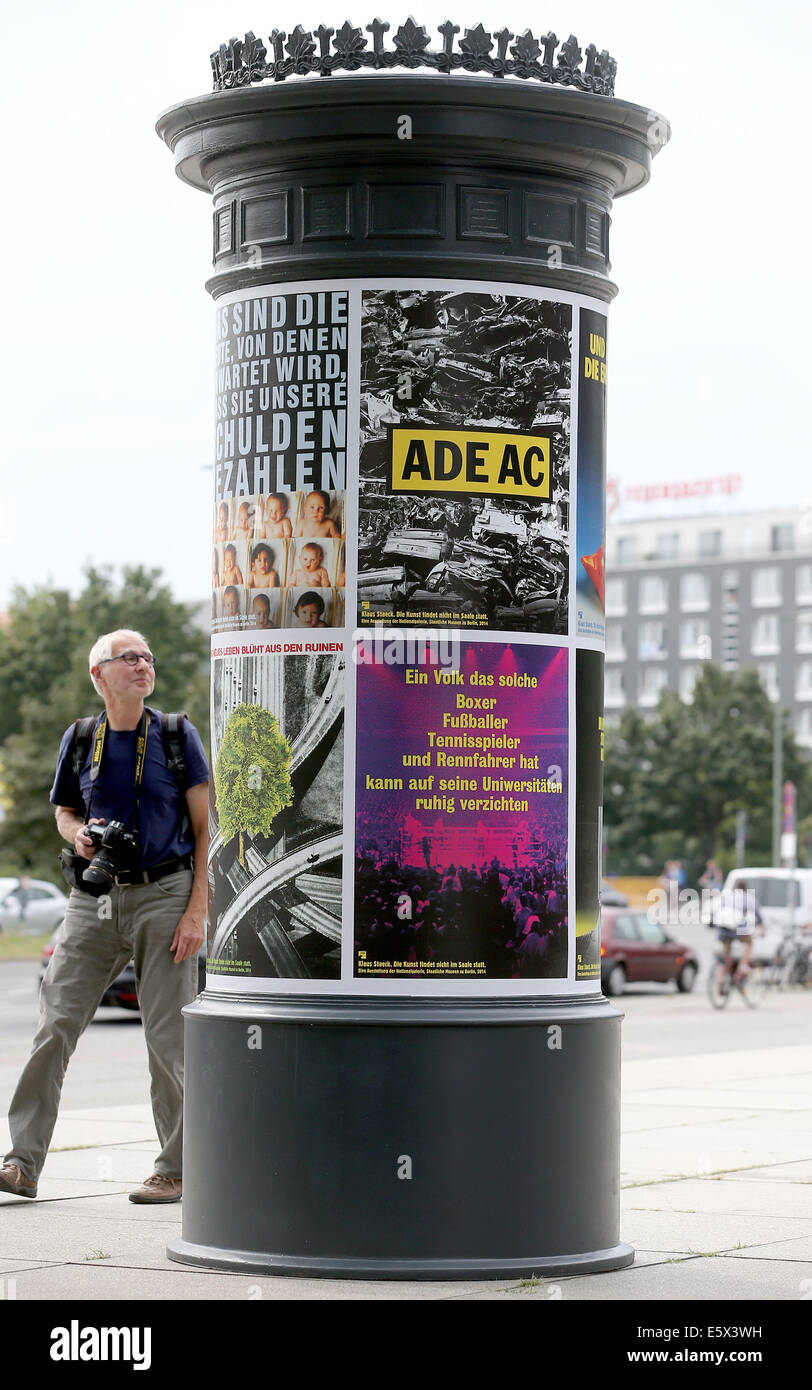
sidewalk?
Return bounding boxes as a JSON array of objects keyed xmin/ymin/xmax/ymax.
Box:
[{"xmin": 2, "ymin": 1043, "xmax": 811, "ymax": 1300}]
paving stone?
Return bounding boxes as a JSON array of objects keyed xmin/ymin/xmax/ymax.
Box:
[
  {"xmin": 620, "ymin": 1207, "xmax": 808, "ymax": 1254},
  {"xmin": 624, "ymin": 1178, "xmax": 812, "ymax": 1219}
]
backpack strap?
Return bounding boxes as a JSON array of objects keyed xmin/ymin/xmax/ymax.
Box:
[
  {"xmin": 161, "ymin": 712, "xmax": 191, "ymax": 843},
  {"xmin": 160, "ymin": 712, "xmax": 188, "ymax": 790},
  {"xmin": 71, "ymin": 716, "xmax": 98, "ymax": 781}
]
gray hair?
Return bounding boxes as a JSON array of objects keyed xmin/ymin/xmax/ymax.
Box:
[{"xmin": 88, "ymin": 629, "xmax": 148, "ymax": 696}]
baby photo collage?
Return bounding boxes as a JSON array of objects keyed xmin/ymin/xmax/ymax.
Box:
[{"xmin": 212, "ymin": 491, "xmax": 346, "ymax": 633}]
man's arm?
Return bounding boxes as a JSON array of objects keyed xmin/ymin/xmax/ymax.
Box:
[
  {"xmin": 55, "ymin": 806, "xmax": 102, "ymax": 860},
  {"xmin": 170, "ymin": 782, "xmax": 209, "ymax": 964}
]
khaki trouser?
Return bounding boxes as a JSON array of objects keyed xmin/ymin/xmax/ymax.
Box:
[{"xmin": 4, "ymin": 869, "xmax": 196, "ymax": 1182}]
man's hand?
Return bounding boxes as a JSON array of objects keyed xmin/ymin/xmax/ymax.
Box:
[
  {"xmin": 75, "ymin": 817, "xmax": 105, "ymax": 860},
  {"xmin": 170, "ymin": 907, "xmax": 205, "ymax": 964}
]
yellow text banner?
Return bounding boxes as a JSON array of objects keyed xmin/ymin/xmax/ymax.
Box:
[{"xmin": 389, "ymin": 426, "xmax": 552, "ymax": 500}]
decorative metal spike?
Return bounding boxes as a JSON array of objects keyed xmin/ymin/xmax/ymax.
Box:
[
  {"xmin": 540, "ymin": 30, "xmax": 557, "ymax": 71},
  {"xmin": 315, "ymin": 24, "xmax": 334, "ymax": 58},
  {"xmin": 208, "ymin": 20, "xmax": 616, "ymax": 95},
  {"xmin": 366, "ymin": 17, "xmax": 390, "ymax": 56},
  {"xmin": 438, "ymin": 19, "xmax": 459, "ymax": 57},
  {"xmin": 269, "ymin": 29, "xmax": 286, "ymax": 68},
  {"xmin": 494, "ymin": 28, "xmax": 514, "ymax": 64}
]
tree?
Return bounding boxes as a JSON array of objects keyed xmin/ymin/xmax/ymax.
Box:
[
  {"xmin": 0, "ymin": 565, "xmax": 209, "ymax": 881},
  {"xmin": 215, "ymin": 704, "xmax": 293, "ymax": 867},
  {"xmin": 604, "ymin": 664, "xmax": 812, "ymax": 882}
]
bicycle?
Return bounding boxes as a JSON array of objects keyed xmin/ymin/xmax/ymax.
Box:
[
  {"xmin": 776, "ymin": 930, "xmax": 812, "ymax": 988},
  {"xmin": 707, "ymin": 950, "xmax": 766, "ymax": 1009}
]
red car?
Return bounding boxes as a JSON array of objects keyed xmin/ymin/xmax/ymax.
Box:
[{"xmin": 600, "ymin": 907, "xmax": 699, "ymax": 996}]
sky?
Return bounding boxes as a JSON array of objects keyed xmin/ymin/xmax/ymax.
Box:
[{"xmin": 1, "ymin": 0, "xmax": 810, "ymax": 609}]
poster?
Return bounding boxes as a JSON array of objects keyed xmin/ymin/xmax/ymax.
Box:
[
  {"xmin": 206, "ymin": 279, "xmax": 606, "ymax": 995},
  {"xmin": 575, "ymin": 307, "xmax": 607, "ymax": 642},
  {"xmin": 358, "ymin": 291, "xmax": 570, "ymax": 633},
  {"xmin": 208, "ymin": 641, "xmax": 344, "ymax": 979},
  {"xmin": 354, "ymin": 639, "xmax": 567, "ymax": 978},
  {"xmin": 211, "ymin": 290, "xmax": 347, "ymax": 633},
  {"xmin": 575, "ymin": 648, "xmax": 605, "ymax": 982}
]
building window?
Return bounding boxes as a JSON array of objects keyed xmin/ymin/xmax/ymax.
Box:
[
  {"xmin": 639, "ymin": 620, "xmax": 666, "ymax": 660},
  {"xmin": 759, "ymin": 662, "xmax": 779, "ymax": 702},
  {"xmin": 796, "ymin": 661, "xmax": 812, "ymax": 701},
  {"xmin": 616, "ymin": 536, "xmax": 637, "ymax": 564},
  {"xmin": 605, "ymin": 668, "xmax": 625, "ymax": 707},
  {"xmin": 699, "ymin": 530, "xmax": 722, "ymax": 558},
  {"xmin": 796, "ymin": 708, "xmax": 812, "ymax": 748},
  {"xmin": 771, "ymin": 524, "xmax": 794, "ymax": 552},
  {"xmin": 606, "ymin": 623, "xmax": 625, "ymax": 660},
  {"xmin": 680, "ymin": 572, "xmax": 710, "ymax": 611},
  {"xmin": 656, "ymin": 533, "xmax": 679, "ymax": 561},
  {"xmin": 680, "ymin": 618, "xmax": 711, "ymax": 659},
  {"xmin": 639, "ymin": 575, "xmax": 667, "ymax": 614},
  {"xmin": 797, "ymin": 565, "xmax": 812, "ymax": 604},
  {"xmin": 639, "ymin": 666, "xmax": 668, "ymax": 706},
  {"xmin": 751, "ymin": 568, "xmax": 781, "ymax": 607},
  {"xmin": 605, "ymin": 578, "xmax": 626, "ymax": 616},
  {"xmin": 679, "ymin": 665, "xmax": 700, "ymax": 703},
  {"xmin": 797, "ymin": 613, "xmax": 812, "ymax": 653},
  {"xmin": 752, "ymin": 613, "xmax": 780, "ymax": 655}
]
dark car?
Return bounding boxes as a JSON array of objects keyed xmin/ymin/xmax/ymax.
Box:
[
  {"xmin": 600, "ymin": 880, "xmax": 629, "ymax": 908},
  {"xmin": 40, "ymin": 932, "xmax": 206, "ymax": 1016},
  {"xmin": 601, "ymin": 907, "xmax": 699, "ymax": 996}
]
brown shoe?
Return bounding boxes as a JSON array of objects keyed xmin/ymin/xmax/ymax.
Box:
[
  {"xmin": 129, "ymin": 1173, "xmax": 182, "ymax": 1205},
  {"xmin": 0, "ymin": 1163, "xmax": 38, "ymax": 1199}
]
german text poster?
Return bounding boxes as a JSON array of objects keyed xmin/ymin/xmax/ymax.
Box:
[
  {"xmin": 575, "ymin": 307, "xmax": 607, "ymax": 642},
  {"xmin": 354, "ymin": 640, "xmax": 568, "ymax": 979}
]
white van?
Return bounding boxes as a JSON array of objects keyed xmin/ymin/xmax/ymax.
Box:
[{"xmin": 721, "ymin": 868, "xmax": 812, "ymax": 959}]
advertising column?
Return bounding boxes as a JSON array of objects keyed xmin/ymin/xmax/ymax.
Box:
[
  {"xmin": 158, "ymin": 36, "xmax": 669, "ymax": 1278},
  {"xmin": 206, "ymin": 282, "xmax": 606, "ymax": 1001}
]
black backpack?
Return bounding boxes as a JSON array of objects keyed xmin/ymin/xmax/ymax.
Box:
[{"xmin": 69, "ymin": 711, "xmax": 188, "ymax": 790}]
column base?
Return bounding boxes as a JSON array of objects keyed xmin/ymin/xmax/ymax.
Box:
[
  {"xmin": 169, "ymin": 993, "xmax": 630, "ymax": 1281},
  {"xmin": 167, "ymin": 1238, "xmax": 634, "ymax": 1281}
]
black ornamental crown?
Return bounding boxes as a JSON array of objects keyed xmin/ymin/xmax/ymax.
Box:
[{"xmin": 210, "ymin": 19, "xmax": 617, "ymax": 94}]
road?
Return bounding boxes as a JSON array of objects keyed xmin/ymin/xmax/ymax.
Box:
[
  {"xmin": 0, "ymin": 960, "xmax": 148, "ymax": 1113},
  {"xmin": 1, "ymin": 921, "xmax": 811, "ymax": 1114}
]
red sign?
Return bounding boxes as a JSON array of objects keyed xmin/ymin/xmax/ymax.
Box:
[{"xmin": 607, "ymin": 474, "xmax": 742, "ymax": 516}]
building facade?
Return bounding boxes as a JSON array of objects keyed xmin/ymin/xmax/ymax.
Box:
[{"xmin": 605, "ymin": 507, "xmax": 812, "ymax": 747}]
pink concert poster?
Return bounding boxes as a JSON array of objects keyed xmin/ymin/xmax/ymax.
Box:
[{"xmin": 353, "ymin": 640, "xmax": 568, "ymax": 979}]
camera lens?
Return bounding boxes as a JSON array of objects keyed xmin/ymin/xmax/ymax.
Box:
[{"xmin": 82, "ymin": 855, "xmax": 115, "ymax": 889}]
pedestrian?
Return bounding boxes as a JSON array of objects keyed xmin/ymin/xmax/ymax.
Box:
[
  {"xmin": 0, "ymin": 629, "xmax": 209, "ymax": 1204},
  {"xmin": 699, "ymin": 858, "xmax": 723, "ymax": 893}
]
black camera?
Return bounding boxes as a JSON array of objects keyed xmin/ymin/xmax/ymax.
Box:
[{"xmin": 80, "ymin": 821, "xmax": 140, "ymax": 891}]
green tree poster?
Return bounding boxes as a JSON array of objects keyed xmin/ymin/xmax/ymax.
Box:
[{"xmin": 214, "ymin": 704, "xmax": 293, "ymax": 866}]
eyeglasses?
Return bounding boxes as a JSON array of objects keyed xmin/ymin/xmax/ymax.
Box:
[{"xmin": 98, "ymin": 650, "xmax": 157, "ymax": 669}]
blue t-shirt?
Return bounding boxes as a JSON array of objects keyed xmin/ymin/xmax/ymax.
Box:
[{"xmin": 50, "ymin": 707, "xmax": 209, "ymax": 869}]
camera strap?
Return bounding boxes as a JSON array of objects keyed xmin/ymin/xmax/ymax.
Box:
[{"xmin": 85, "ymin": 709, "xmax": 149, "ymax": 832}]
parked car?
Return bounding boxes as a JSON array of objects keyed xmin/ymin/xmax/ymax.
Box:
[
  {"xmin": 600, "ymin": 907, "xmax": 699, "ymax": 996},
  {"xmin": 0, "ymin": 878, "xmax": 67, "ymax": 935},
  {"xmin": 40, "ymin": 931, "xmax": 207, "ymax": 1016},
  {"xmin": 600, "ymin": 880, "xmax": 629, "ymax": 908}
]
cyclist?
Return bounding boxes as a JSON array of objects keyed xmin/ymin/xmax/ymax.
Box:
[{"xmin": 712, "ymin": 879, "xmax": 763, "ymax": 979}]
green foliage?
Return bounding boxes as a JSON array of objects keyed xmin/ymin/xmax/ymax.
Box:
[
  {"xmin": 215, "ymin": 704, "xmax": 293, "ymax": 863},
  {"xmin": 0, "ymin": 566, "xmax": 209, "ymax": 881},
  {"xmin": 604, "ymin": 664, "xmax": 812, "ymax": 882}
]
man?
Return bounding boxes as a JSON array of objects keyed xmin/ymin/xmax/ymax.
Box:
[{"xmin": 0, "ymin": 629, "xmax": 209, "ymax": 1205}]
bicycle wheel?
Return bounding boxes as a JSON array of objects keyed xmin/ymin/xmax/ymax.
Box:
[
  {"xmin": 707, "ymin": 959, "xmax": 731, "ymax": 1009},
  {"xmin": 740, "ymin": 965, "xmax": 766, "ymax": 1008}
]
